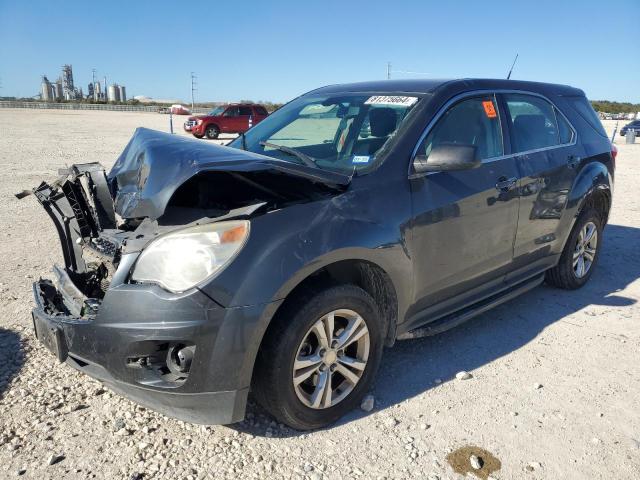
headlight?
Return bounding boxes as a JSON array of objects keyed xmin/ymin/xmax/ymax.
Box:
[
  {"xmin": 196, "ymin": 119, "xmax": 203, "ymax": 125},
  {"xmin": 130, "ymin": 220, "xmax": 249, "ymax": 293}
]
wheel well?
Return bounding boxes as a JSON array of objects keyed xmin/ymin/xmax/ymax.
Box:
[
  {"xmin": 583, "ymin": 188, "xmax": 611, "ymax": 225},
  {"xmin": 262, "ymin": 260, "xmax": 398, "ymax": 351}
]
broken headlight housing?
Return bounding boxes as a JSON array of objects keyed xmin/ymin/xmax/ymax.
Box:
[{"xmin": 130, "ymin": 220, "xmax": 250, "ymax": 293}]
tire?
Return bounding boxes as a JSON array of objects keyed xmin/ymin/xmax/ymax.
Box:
[
  {"xmin": 546, "ymin": 207, "xmax": 603, "ymax": 289},
  {"xmin": 205, "ymin": 125, "xmax": 219, "ymax": 139},
  {"xmin": 253, "ymin": 284, "xmax": 384, "ymax": 430}
]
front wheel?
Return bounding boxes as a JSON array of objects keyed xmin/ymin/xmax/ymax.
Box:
[
  {"xmin": 205, "ymin": 125, "xmax": 220, "ymax": 139},
  {"xmin": 253, "ymin": 285, "xmax": 384, "ymax": 430},
  {"xmin": 546, "ymin": 207, "xmax": 603, "ymax": 289}
]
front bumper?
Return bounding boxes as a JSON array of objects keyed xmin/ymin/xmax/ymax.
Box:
[{"xmin": 32, "ymin": 277, "xmax": 280, "ymax": 424}]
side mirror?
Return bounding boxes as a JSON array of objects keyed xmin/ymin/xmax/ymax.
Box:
[{"xmin": 413, "ymin": 144, "xmax": 481, "ymax": 174}]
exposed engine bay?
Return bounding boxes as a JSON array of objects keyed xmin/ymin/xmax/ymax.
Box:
[{"xmin": 24, "ymin": 128, "xmax": 349, "ymax": 318}]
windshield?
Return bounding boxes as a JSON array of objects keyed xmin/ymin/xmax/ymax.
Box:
[
  {"xmin": 229, "ymin": 93, "xmax": 422, "ymax": 173},
  {"xmin": 208, "ymin": 106, "xmax": 225, "ymax": 116}
]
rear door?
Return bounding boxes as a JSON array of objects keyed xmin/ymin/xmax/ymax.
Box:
[
  {"xmin": 237, "ymin": 105, "xmax": 254, "ymax": 132},
  {"xmin": 408, "ymin": 94, "xmax": 521, "ymax": 322},
  {"xmin": 500, "ymin": 92, "xmax": 579, "ymax": 282},
  {"xmin": 252, "ymin": 105, "xmax": 269, "ymax": 123}
]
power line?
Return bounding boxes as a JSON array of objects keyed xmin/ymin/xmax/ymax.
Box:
[
  {"xmin": 386, "ymin": 62, "xmax": 432, "ymax": 79},
  {"xmin": 393, "ymin": 70, "xmax": 432, "ymax": 76}
]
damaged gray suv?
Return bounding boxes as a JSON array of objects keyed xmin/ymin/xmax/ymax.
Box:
[{"xmin": 29, "ymin": 79, "xmax": 615, "ymax": 430}]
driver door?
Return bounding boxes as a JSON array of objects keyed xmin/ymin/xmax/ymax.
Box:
[{"xmin": 408, "ymin": 94, "xmax": 520, "ymax": 321}]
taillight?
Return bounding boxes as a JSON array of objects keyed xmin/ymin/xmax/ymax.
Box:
[{"xmin": 611, "ymin": 143, "xmax": 617, "ymax": 169}]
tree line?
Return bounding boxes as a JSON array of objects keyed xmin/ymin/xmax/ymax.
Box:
[{"xmin": 591, "ymin": 100, "xmax": 640, "ymax": 114}]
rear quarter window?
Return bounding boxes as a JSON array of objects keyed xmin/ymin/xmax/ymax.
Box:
[
  {"xmin": 254, "ymin": 106, "xmax": 268, "ymax": 115},
  {"xmin": 566, "ymin": 96, "xmax": 608, "ymax": 138}
]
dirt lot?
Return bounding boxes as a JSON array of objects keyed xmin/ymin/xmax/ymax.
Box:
[{"xmin": 0, "ymin": 109, "xmax": 638, "ymax": 480}]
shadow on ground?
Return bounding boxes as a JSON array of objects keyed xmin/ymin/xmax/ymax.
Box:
[
  {"xmin": 0, "ymin": 328, "xmax": 25, "ymax": 399},
  {"xmin": 234, "ymin": 224, "xmax": 639, "ymax": 437}
]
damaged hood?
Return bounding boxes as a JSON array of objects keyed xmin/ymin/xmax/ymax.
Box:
[{"xmin": 110, "ymin": 128, "xmax": 350, "ymax": 220}]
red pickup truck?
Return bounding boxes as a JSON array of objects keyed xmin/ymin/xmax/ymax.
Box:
[{"xmin": 185, "ymin": 103, "xmax": 269, "ymax": 139}]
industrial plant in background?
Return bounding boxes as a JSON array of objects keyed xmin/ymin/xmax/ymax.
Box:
[{"xmin": 40, "ymin": 64, "xmax": 126, "ymax": 103}]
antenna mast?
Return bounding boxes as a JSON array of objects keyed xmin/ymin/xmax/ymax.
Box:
[{"xmin": 506, "ymin": 54, "xmax": 519, "ymax": 80}]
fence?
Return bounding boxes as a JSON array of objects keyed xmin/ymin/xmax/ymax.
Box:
[{"xmin": 0, "ymin": 101, "xmax": 211, "ymax": 114}]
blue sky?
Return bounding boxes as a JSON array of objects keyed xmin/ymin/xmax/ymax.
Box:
[{"xmin": 1, "ymin": 0, "xmax": 638, "ymax": 103}]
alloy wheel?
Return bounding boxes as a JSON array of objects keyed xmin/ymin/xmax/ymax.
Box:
[
  {"xmin": 292, "ymin": 309, "xmax": 370, "ymax": 409},
  {"xmin": 573, "ymin": 221, "xmax": 598, "ymax": 278}
]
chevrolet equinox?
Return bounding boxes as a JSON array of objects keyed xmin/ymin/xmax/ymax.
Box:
[{"xmin": 29, "ymin": 79, "xmax": 615, "ymax": 430}]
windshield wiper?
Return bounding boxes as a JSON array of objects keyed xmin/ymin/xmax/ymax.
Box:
[{"xmin": 259, "ymin": 141, "xmax": 318, "ymax": 168}]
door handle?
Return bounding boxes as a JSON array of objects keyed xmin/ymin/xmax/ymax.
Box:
[
  {"xmin": 567, "ymin": 155, "xmax": 580, "ymax": 169},
  {"xmin": 495, "ymin": 176, "xmax": 517, "ymax": 192}
]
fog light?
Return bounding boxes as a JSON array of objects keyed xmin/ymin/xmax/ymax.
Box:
[{"xmin": 167, "ymin": 344, "xmax": 195, "ymax": 374}]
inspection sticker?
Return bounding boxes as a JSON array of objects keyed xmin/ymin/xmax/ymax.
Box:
[
  {"xmin": 364, "ymin": 95, "xmax": 418, "ymax": 106},
  {"xmin": 352, "ymin": 155, "xmax": 371, "ymax": 164},
  {"xmin": 482, "ymin": 100, "xmax": 497, "ymax": 118}
]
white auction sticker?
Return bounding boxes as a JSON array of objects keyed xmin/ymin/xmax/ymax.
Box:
[
  {"xmin": 352, "ymin": 155, "xmax": 370, "ymax": 164},
  {"xmin": 364, "ymin": 95, "xmax": 418, "ymax": 106}
]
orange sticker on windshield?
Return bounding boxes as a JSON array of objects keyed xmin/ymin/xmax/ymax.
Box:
[{"xmin": 482, "ymin": 100, "xmax": 497, "ymax": 118}]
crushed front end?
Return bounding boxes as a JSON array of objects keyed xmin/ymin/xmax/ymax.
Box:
[
  {"xmin": 29, "ymin": 163, "xmax": 258, "ymax": 424},
  {"xmin": 25, "ymin": 128, "xmax": 348, "ymax": 424}
]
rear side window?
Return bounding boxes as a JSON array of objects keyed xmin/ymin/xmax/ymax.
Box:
[
  {"xmin": 418, "ymin": 96, "xmax": 504, "ymax": 162},
  {"xmin": 504, "ymin": 94, "xmax": 560, "ymax": 152},
  {"xmin": 238, "ymin": 106, "xmax": 253, "ymax": 116},
  {"xmin": 254, "ymin": 106, "xmax": 268, "ymax": 115},
  {"xmin": 567, "ymin": 96, "xmax": 607, "ymax": 138}
]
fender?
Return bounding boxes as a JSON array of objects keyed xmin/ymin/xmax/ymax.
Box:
[
  {"xmin": 202, "ymin": 121, "xmax": 220, "ymax": 133},
  {"xmin": 556, "ymin": 160, "xmax": 612, "ymax": 254},
  {"xmin": 203, "ymin": 194, "xmax": 413, "ymax": 391},
  {"xmin": 200, "ymin": 185, "xmax": 414, "ymax": 319}
]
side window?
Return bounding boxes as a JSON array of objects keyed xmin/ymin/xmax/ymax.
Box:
[
  {"xmin": 238, "ymin": 106, "xmax": 253, "ymax": 116},
  {"xmin": 418, "ymin": 96, "xmax": 503, "ymax": 162},
  {"xmin": 556, "ymin": 109, "xmax": 574, "ymax": 144},
  {"xmin": 504, "ymin": 94, "xmax": 559, "ymax": 152},
  {"xmin": 567, "ymin": 96, "xmax": 607, "ymax": 138},
  {"xmin": 254, "ymin": 106, "xmax": 268, "ymax": 116},
  {"xmin": 223, "ymin": 106, "xmax": 239, "ymax": 117}
]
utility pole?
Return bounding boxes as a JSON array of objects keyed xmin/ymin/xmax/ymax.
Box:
[
  {"xmin": 190, "ymin": 72, "xmax": 197, "ymax": 111},
  {"xmin": 387, "ymin": 62, "xmax": 391, "ymax": 80}
]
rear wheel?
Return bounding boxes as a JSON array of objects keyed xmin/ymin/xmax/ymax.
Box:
[
  {"xmin": 205, "ymin": 125, "xmax": 220, "ymax": 139},
  {"xmin": 546, "ymin": 207, "xmax": 602, "ymax": 289},
  {"xmin": 253, "ymin": 285, "xmax": 384, "ymax": 430}
]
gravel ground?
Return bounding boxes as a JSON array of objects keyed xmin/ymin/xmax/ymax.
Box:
[{"xmin": 0, "ymin": 110, "xmax": 639, "ymax": 480}]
